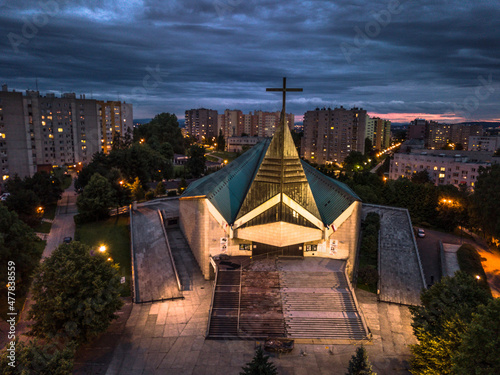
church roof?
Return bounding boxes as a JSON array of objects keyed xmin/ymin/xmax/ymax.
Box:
[{"xmin": 182, "ymin": 139, "xmax": 360, "ymax": 226}]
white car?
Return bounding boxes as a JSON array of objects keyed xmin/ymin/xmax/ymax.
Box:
[
  {"xmin": 0, "ymin": 193, "xmax": 10, "ymax": 201},
  {"xmin": 417, "ymin": 228, "xmax": 426, "ymax": 238}
]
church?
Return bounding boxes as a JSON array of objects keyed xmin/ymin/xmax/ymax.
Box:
[{"xmin": 179, "ymin": 79, "xmax": 362, "ymax": 281}]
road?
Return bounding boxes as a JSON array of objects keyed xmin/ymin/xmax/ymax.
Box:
[{"xmin": 415, "ymin": 227, "xmax": 500, "ymax": 297}]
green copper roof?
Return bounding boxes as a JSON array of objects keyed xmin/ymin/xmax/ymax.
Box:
[
  {"xmin": 301, "ymin": 161, "xmax": 360, "ymax": 226},
  {"xmin": 182, "ymin": 139, "xmax": 270, "ymax": 223}
]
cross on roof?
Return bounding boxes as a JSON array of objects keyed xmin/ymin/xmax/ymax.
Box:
[{"xmin": 266, "ymin": 77, "xmax": 303, "ymax": 116}]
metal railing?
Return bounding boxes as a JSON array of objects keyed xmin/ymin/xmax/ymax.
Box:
[
  {"xmin": 205, "ymin": 257, "xmax": 219, "ymax": 338},
  {"xmin": 157, "ymin": 210, "xmax": 182, "ymax": 292}
]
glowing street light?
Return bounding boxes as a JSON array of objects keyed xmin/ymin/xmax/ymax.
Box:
[
  {"xmin": 98, "ymin": 245, "xmax": 107, "ymax": 253},
  {"xmin": 107, "ymin": 257, "xmax": 113, "ymax": 262},
  {"xmin": 476, "ymin": 275, "xmax": 481, "ymax": 280}
]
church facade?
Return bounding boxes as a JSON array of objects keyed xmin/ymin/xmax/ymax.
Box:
[{"xmin": 180, "ymin": 79, "xmax": 362, "ymax": 280}]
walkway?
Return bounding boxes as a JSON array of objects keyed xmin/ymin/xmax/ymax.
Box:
[
  {"xmin": 131, "ymin": 200, "xmax": 182, "ymax": 303},
  {"xmin": 363, "ymin": 204, "xmax": 426, "ymax": 306}
]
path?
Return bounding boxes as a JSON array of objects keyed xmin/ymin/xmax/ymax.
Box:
[{"xmin": 13, "ymin": 177, "xmax": 78, "ymax": 342}]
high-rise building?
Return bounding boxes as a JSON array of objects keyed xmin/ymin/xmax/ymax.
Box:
[
  {"xmin": 216, "ymin": 109, "xmax": 294, "ymax": 142},
  {"xmin": 0, "ymin": 85, "xmax": 132, "ymax": 181},
  {"xmin": 301, "ymin": 107, "xmax": 367, "ymax": 165},
  {"xmin": 185, "ymin": 108, "xmax": 218, "ymax": 142},
  {"xmin": 407, "ymin": 118, "xmax": 483, "ymax": 150},
  {"xmin": 365, "ymin": 117, "xmax": 391, "ymax": 150},
  {"xmin": 468, "ymin": 136, "xmax": 500, "ymax": 152}
]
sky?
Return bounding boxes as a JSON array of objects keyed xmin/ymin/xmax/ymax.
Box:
[{"xmin": 1, "ymin": 0, "xmax": 499, "ymax": 123}]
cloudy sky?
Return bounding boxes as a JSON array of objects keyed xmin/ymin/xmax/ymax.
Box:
[{"xmin": 1, "ymin": 0, "xmax": 499, "ymax": 123}]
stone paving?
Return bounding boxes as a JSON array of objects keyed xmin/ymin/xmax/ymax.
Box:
[
  {"xmin": 131, "ymin": 201, "xmax": 182, "ymax": 302},
  {"xmin": 363, "ymin": 204, "xmax": 426, "ymax": 306}
]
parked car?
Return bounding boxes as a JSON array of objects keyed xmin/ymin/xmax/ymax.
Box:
[
  {"xmin": 0, "ymin": 193, "xmax": 10, "ymax": 201},
  {"xmin": 417, "ymin": 228, "xmax": 425, "ymax": 238},
  {"xmin": 63, "ymin": 237, "xmax": 72, "ymax": 243}
]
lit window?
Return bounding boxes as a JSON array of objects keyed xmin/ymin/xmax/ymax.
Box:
[
  {"xmin": 439, "ymin": 173, "xmax": 445, "ymax": 178},
  {"xmin": 434, "ymin": 166, "xmax": 438, "ymax": 170},
  {"xmin": 58, "ymin": 128, "xmax": 63, "ymax": 132}
]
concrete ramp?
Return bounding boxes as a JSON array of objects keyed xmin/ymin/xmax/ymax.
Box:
[{"xmin": 131, "ymin": 202, "xmax": 182, "ymax": 303}]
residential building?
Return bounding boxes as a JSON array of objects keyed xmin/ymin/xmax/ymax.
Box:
[
  {"xmin": 365, "ymin": 117, "xmax": 391, "ymax": 150},
  {"xmin": 389, "ymin": 150, "xmax": 497, "ymax": 190},
  {"xmin": 218, "ymin": 109, "xmax": 243, "ymax": 139},
  {"xmin": 0, "ymin": 85, "xmax": 132, "ymax": 181},
  {"xmin": 468, "ymin": 136, "xmax": 500, "ymax": 152},
  {"xmin": 407, "ymin": 118, "xmax": 483, "ymax": 149},
  {"xmin": 226, "ymin": 136, "xmax": 266, "ymax": 152},
  {"xmin": 185, "ymin": 108, "xmax": 218, "ymax": 142},
  {"xmin": 301, "ymin": 107, "xmax": 367, "ymax": 165}
]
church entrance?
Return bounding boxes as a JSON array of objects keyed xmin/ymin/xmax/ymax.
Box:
[{"xmin": 252, "ymin": 242, "xmax": 303, "ymax": 257}]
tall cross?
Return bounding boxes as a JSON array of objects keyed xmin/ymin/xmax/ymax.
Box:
[{"xmin": 266, "ymin": 77, "xmax": 303, "ymax": 116}]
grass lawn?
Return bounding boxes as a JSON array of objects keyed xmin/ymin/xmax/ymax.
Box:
[
  {"xmin": 75, "ymin": 215, "xmax": 131, "ymax": 297},
  {"xmin": 34, "ymin": 221, "xmax": 52, "ymax": 233},
  {"xmin": 211, "ymin": 151, "xmax": 238, "ymax": 163},
  {"xmin": 43, "ymin": 204, "xmax": 57, "ymax": 221}
]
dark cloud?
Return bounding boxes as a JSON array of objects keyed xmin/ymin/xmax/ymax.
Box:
[{"xmin": 0, "ymin": 0, "xmax": 499, "ymax": 121}]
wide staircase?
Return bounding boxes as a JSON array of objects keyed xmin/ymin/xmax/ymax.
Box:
[
  {"xmin": 207, "ymin": 269, "xmax": 240, "ymax": 338},
  {"xmin": 239, "ymin": 270, "xmax": 286, "ymax": 338},
  {"xmin": 279, "ymin": 268, "xmax": 368, "ymax": 340}
]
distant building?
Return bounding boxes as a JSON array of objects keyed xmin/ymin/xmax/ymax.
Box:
[
  {"xmin": 389, "ymin": 150, "xmax": 497, "ymax": 190},
  {"xmin": 468, "ymin": 136, "xmax": 500, "ymax": 152},
  {"xmin": 366, "ymin": 117, "xmax": 391, "ymax": 150},
  {"xmin": 0, "ymin": 85, "xmax": 132, "ymax": 180},
  {"xmin": 217, "ymin": 109, "xmax": 294, "ymax": 144},
  {"xmin": 185, "ymin": 108, "xmax": 218, "ymax": 142},
  {"xmin": 407, "ymin": 118, "xmax": 483, "ymax": 149},
  {"xmin": 226, "ymin": 136, "xmax": 266, "ymax": 152},
  {"xmin": 301, "ymin": 107, "xmax": 367, "ymax": 165}
]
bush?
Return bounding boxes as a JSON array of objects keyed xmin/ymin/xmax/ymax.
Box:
[
  {"xmin": 145, "ymin": 191, "xmax": 155, "ymax": 200},
  {"xmin": 358, "ymin": 266, "xmax": 378, "ymax": 286},
  {"xmin": 457, "ymin": 244, "xmax": 489, "ymax": 292},
  {"xmin": 167, "ymin": 190, "xmax": 177, "ymax": 197}
]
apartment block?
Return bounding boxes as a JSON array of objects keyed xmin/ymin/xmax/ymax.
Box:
[
  {"xmin": 407, "ymin": 119, "xmax": 484, "ymax": 149},
  {"xmin": 216, "ymin": 109, "xmax": 294, "ymax": 142},
  {"xmin": 0, "ymin": 85, "xmax": 132, "ymax": 181},
  {"xmin": 468, "ymin": 136, "xmax": 500, "ymax": 152},
  {"xmin": 366, "ymin": 117, "xmax": 391, "ymax": 150},
  {"xmin": 389, "ymin": 150, "xmax": 497, "ymax": 190},
  {"xmin": 185, "ymin": 108, "xmax": 218, "ymax": 142},
  {"xmin": 301, "ymin": 107, "xmax": 367, "ymax": 165},
  {"xmin": 226, "ymin": 136, "xmax": 266, "ymax": 152}
]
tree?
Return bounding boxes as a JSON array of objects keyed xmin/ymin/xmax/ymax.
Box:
[
  {"xmin": 470, "ymin": 164, "xmax": 500, "ymax": 239},
  {"xmin": 133, "ymin": 112, "xmax": 184, "ymax": 154},
  {"xmin": 187, "ymin": 145, "xmax": 206, "ymax": 178},
  {"xmin": 217, "ymin": 129, "xmax": 225, "ymax": 151},
  {"xmin": 240, "ymin": 346, "xmax": 278, "ymax": 375},
  {"xmin": 76, "ymin": 173, "xmax": 117, "ymax": 222},
  {"xmin": 409, "ymin": 271, "xmax": 492, "ymax": 337},
  {"xmin": 409, "ymin": 272, "xmax": 492, "ymax": 375},
  {"xmin": 453, "ymin": 298, "xmax": 500, "ymax": 375},
  {"xmin": 0, "ymin": 205, "xmax": 43, "ymax": 294},
  {"xmin": 0, "ymin": 339, "xmax": 75, "ymax": 375},
  {"xmin": 155, "ymin": 181, "xmax": 166, "ymax": 196},
  {"xmin": 343, "ymin": 151, "xmax": 368, "ymax": 172},
  {"xmin": 28, "ymin": 242, "xmax": 123, "ymax": 342},
  {"xmin": 131, "ymin": 177, "xmax": 145, "ymax": 201},
  {"xmin": 411, "ymin": 170, "xmax": 431, "ymax": 185},
  {"xmin": 364, "ymin": 137, "xmax": 373, "ymax": 155},
  {"xmin": 178, "ymin": 177, "xmax": 188, "ymax": 195},
  {"xmin": 346, "ymin": 345, "xmax": 376, "ymax": 375}
]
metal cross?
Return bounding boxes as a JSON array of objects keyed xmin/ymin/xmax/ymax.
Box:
[{"xmin": 266, "ymin": 77, "xmax": 303, "ymax": 115}]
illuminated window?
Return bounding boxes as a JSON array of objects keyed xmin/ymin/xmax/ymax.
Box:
[
  {"xmin": 439, "ymin": 173, "xmax": 445, "ymax": 178},
  {"xmin": 58, "ymin": 128, "xmax": 63, "ymax": 132},
  {"xmin": 42, "ymin": 121, "xmax": 46, "ymax": 126},
  {"xmin": 49, "ymin": 134, "xmax": 54, "ymax": 139},
  {"xmin": 0, "ymin": 133, "xmax": 5, "ymax": 139},
  {"xmin": 440, "ymin": 167, "xmax": 445, "ymax": 171}
]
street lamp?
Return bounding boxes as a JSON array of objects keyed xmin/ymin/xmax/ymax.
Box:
[{"xmin": 98, "ymin": 245, "xmax": 107, "ymax": 253}]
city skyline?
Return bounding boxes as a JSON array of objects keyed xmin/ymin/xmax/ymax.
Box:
[{"xmin": 0, "ymin": 1, "xmax": 499, "ymax": 122}]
